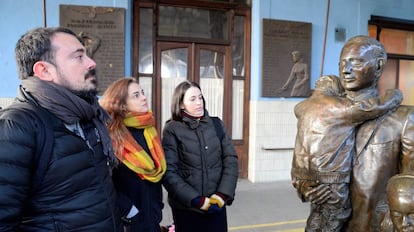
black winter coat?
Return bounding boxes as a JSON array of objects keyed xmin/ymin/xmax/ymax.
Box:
[
  {"xmin": 161, "ymin": 114, "xmax": 238, "ymax": 213},
  {"xmin": 114, "ymin": 128, "xmax": 163, "ymax": 232},
  {"xmin": 0, "ymin": 92, "xmax": 123, "ymax": 231}
]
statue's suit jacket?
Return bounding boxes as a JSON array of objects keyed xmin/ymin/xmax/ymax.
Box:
[{"xmin": 346, "ymin": 105, "xmax": 414, "ymax": 232}]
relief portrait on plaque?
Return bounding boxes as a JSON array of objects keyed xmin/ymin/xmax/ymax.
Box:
[
  {"xmin": 279, "ymin": 50, "xmax": 310, "ymax": 97},
  {"xmin": 261, "ymin": 19, "xmax": 312, "ymax": 98},
  {"xmin": 78, "ymin": 31, "xmax": 102, "ymax": 58}
]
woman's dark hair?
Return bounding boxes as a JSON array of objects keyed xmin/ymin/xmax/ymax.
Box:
[
  {"xmin": 170, "ymin": 80, "xmax": 205, "ymax": 121},
  {"xmin": 15, "ymin": 27, "xmax": 78, "ymax": 80}
]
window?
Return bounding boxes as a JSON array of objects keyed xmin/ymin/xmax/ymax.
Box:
[{"xmin": 369, "ymin": 16, "xmax": 414, "ymax": 105}]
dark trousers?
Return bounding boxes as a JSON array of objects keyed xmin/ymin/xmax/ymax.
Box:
[{"xmin": 172, "ymin": 207, "xmax": 228, "ymax": 232}]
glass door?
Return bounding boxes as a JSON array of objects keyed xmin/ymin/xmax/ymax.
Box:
[
  {"xmin": 156, "ymin": 42, "xmax": 230, "ymax": 131},
  {"xmin": 157, "ymin": 42, "xmax": 190, "ymax": 129},
  {"xmin": 155, "ymin": 42, "xmax": 248, "ymax": 177}
]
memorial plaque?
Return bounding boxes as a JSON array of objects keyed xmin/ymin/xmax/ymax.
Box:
[
  {"xmin": 262, "ymin": 19, "xmax": 312, "ymax": 98},
  {"xmin": 60, "ymin": 5, "xmax": 125, "ymax": 94}
]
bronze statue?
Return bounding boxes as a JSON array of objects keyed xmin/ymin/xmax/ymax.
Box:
[
  {"xmin": 340, "ymin": 36, "xmax": 414, "ymax": 232},
  {"xmin": 380, "ymin": 174, "xmax": 414, "ymax": 232},
  {"xmin": 292, "ymin": 74, "xmax": 402, "ymax": 231},
  {"xmin": 292, "ymin": 35, "xmax": 414, "ymax": 231}
]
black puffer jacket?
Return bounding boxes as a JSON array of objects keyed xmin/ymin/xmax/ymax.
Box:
[
  {"xmin": 0, "ymin": 91, "xmax": 123, "ymax": 231},
  {"xmin": 162, "ymin": 114, "xmax": 238, "ymax": 213}
]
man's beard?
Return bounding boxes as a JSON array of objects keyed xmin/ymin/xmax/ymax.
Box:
[{"xmin": 72, "ymin": 69, "xmax": 98, "ymax": 104}]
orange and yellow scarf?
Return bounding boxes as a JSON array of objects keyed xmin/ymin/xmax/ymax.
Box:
[{"xmin": 119, "ymin": 112, "xmax": 166, "ymax": 183}]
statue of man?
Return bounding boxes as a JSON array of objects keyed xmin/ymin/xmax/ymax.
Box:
[
  {"xmin": 292, "ymin": 74, "xmax": 401, "ymax": 231},
  {"xmin": 293, "ymin": 35, "xmax": 414, "ymax": 231}
]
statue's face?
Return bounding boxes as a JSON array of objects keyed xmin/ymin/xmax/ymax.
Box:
[
  {"xmin": 339, "ymin": 43, "xmax": 378, "ymax": 92},
  {"xmin": 389, "ymin": 192, "xmax": 414, "ymax": 232}
]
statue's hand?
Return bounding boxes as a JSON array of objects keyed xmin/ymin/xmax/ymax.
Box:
[
  {"xmin": 304, "ymin": 183, "xmax": 331, "ymax": 205},
  {"xmin": 292, "ymin": 180, "xmax": 313, "ymax": 200},
  {"xmin": 326, "ymin": 186, "xmax": 344, "ymax": 204}
]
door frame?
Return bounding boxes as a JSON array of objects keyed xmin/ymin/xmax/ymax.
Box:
[{"xmin": 133, "ymin": 0, "xmax": 251, "ymax": 178}]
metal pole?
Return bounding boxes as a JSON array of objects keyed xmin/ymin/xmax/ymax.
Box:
[
  {"xmin": 43, "ymin": 0, "xmax": 47, "ymax": 27},
  {"xmin": 320, "ymin": 0, "xmax": 330, "ymax": 77}
]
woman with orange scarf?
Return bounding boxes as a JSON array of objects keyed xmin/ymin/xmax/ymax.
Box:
[{"xmin": 100, "ymin": 78, "xmax": 166, "ymax": 232}]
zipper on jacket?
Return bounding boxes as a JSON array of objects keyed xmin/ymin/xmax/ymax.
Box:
[{"xmin": 197, "ymin": 127, "xmax": 209, "ymax": 195}]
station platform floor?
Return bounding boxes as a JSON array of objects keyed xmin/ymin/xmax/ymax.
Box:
[{"xmin": 161, "ymin": 179, "xmax": 310, "ymax": 232}]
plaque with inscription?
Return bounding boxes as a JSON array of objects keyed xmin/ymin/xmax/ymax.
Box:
[
  {"xmin": 262, "ymin": 19, "xmax": 312, "ymax": 98},
  {"xmin": 60, "ymin": 5, "xmax": 125, "ymax": 94}
]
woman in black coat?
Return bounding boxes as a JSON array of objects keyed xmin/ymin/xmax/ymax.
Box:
[
  {"xmin": 101, "ymin": 78, "xmax": 166, "ymax": 232},
  {"xmin": 162, "ymin": 81, "xmax": 239, "ymax": 232}
]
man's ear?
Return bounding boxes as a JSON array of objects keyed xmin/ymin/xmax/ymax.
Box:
[
  {"xmin": 375, "ymin": 58, "xmax": 384, "ymax": 76},
  {"xmin": 33, "ymin": 61, "xmax": 53, "ymax": 81},
  {"xmin": 377, "ymin": 58, "xmax": 384, "ymax": 71}
]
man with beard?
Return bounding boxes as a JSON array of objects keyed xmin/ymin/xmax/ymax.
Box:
[{"xmin": 0, "ymin": 27, "xmax": 123, "ymax": 231}]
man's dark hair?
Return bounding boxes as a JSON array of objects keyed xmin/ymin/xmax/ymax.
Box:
[{"xmin": 15, "ymin": 27, "xmax": 79, "ymax": 80}]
